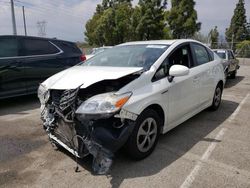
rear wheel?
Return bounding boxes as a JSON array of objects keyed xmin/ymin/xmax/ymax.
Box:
[
  {"xmin": 209, "ymin": 84, "xmax": 223, "ymax": 111},
  {"xmin": 125, "ymin": 109, "xmax": 160, "ymax": 160}
]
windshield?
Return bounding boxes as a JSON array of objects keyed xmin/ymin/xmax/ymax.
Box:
[
  {"xmin": 83, "ymin": 44, "xmax": 169, "ymax": 69},
  {"xmin": 214, "ymin": 51, "xmax": 226, "ymax": 59}
]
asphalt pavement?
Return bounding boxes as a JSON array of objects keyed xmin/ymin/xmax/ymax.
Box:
[{"xmin": 0, "ymin": 64, "xmax": 250, "ymax": 188}]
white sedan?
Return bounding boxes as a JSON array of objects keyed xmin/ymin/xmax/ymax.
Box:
[{"xmin": 38, "ymin": 39, "xmax": 225, "ymax": 174}]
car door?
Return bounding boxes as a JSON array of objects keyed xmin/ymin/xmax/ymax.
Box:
[
  {"xmin": 191, "ymin": 43, "xmax": 215, "ymax": 106},
  {"xmin": 0, "ymin": 36, "xmax": 26, "ymax": 99},
  {"xmin": 164, "ymin": 44, "xmax": 201, "ymax": 127},
  {"xmin": 19, "ymin": 38, "xmax": 65, "ymax": 94}
]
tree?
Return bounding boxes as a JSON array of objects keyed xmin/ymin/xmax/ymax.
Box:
[
  {"xmin": 209, "ymin": 26, "xmax": 219, "ymax": 49},
  {"xmin": 85, "ymin": 0, "xmax": 170, "ymax": 45},
  {"xmin": 85, "ymin": 1, "xmax": 133, "ymax": 46},
  {"xmin": 166, "ymin": 0, "xmax": 201, "ymax": 39},
  {"xmin": 236, "ymin": 40, "xmax": 250, "ymax": 58},
  {"xmin": 134, "ymin": 0, "xmax": 168, "ymax": 40},
  {"xmin": 225, "ymin": 0, "xmax": 249, "ymax": 50},
  {"xmin": 192, "ymin": 32, "xmax": 209, "ymax": 44}
]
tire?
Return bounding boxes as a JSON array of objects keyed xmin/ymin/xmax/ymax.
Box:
[
  {"xmin": 230, "ymin": 70, "xmax": 237, "ymax": 79},
  {"xmin": 209, "ymin": 83, "xmax": 223, "ymax": 111},
  {"xmin": 125, "ymin": 109, "xmax": 160, "ymax": 160},
  {"xmin": 224, "ymin": 70, "xmax": 228, "ymax": 82}
]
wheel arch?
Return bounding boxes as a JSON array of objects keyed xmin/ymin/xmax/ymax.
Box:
[
  {"xmin": 141, "ymin": 104, "xmax": 165, "ymax": 132},
  {"xmin": 217, "ymin": 80, "xmax": 224, "ymax": 90}
]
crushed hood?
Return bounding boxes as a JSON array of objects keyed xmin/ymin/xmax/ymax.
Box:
[{"xmin": 42, "ymin": 65, "xmax": 143, "ymax": 90}]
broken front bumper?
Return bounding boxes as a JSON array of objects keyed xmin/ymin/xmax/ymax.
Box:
[{"xmin": 42, "ymin": 104, "xmax": 136, "ymax": 174}]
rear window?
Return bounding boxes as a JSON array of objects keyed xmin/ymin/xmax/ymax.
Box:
[
  {"xmin": 53, "ymin": 41, "xmax": 81, "ymax": 54},
  {"xmin": 0, "ymin": 38, "xmax": 18, "ymax": 58},
  {"xmin": 20, "ymin": 39, "xmax": 59, "ymax": 56},
  {"xmin": 192, "ymin": 44, "xmax": 210, "ymax": 65},
  {"xmin": 214, "ymin": 50, "xmax": 226, "ymax": 59}
]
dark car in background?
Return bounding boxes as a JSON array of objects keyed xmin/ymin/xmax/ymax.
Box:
[
  {"xmin": 0, "ymin": 35, "xmax": 85, "ymax": 99},
  {"xmin": 213, "ymin": 49, "xmax": 240, "ymax": 79}
]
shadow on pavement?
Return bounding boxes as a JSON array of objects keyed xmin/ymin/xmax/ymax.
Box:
[
  {"xmin": 108, "ymin": 99, "xmax": 238, "ymax": 188},
  {"xmin": 225, "ymin": 76, "xmax": 244, "ymax": 88},
  {"xmin": 55, "ymin": 99, "xmax": 239, "ymax": 187},
  {"xmin": 0, "ymin": 94, "xmax": 40, "ymax": 116}
]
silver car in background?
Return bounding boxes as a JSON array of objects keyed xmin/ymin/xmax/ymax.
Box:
[{"xmin": 213, "ymin": 49, "xmax": 240, "ymax": 79}]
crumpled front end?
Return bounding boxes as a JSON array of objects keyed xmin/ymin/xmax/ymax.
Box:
[{"xmin": 39, "ymin": 76, "xmax": 139, "ymax": 174}]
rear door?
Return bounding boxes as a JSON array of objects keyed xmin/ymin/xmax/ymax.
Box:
[
  {"xmin": 20, "ymin": 38, "xmax": 66, "ymax": 94},
  {"xmin": 191, "ymin": 43, "xmax": 215, "ymax": 106},
  {"xmin": 0, "ymin": 36, "xmax": 26, "ymax": 98}
]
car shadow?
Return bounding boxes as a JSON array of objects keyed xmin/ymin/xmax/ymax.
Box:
[
  {"xmin": 0, "ymin": 94, "xmax": 40, "ymax": 116},
  {"xmin": 56, "ymin": 99, "xmax": 238, "ymax": 187},
  {"xmin": 225, "ymin": 76, "xmax": 244, "ymax": 88}
]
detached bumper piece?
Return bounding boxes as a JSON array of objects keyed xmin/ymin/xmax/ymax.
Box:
[{"xmin": 41, "ymin": 89, "xmax": 135, "ymax": 174}]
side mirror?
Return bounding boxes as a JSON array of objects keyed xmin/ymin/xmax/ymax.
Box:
[
  {"xmin": 169, "ymin": 65, "xmax": 189, "ymax": 77},
  {"xmin": 168, "ymin": 65, "xmax": 189, "ymax": 82}
]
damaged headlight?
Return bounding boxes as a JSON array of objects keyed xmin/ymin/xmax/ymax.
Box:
[
  {"xmin": 38, "ymin": 84, "xmax": 50, "ymax": 105},
  {"xmin": 76, "ymin": 92, "xmax": 132, "ymax": 115}
]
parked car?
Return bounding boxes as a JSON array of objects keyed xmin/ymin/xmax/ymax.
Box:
[
  {"xmin": 38, "ymin": 39, "xmax": 225, "ymax": 174},
  {"xmin": 86, "ymin": 46, "xmax": 112, "ymax": 59},
  {"xmin": 213, "ymin": 49, "xmax": 240, "ymax": 79},
  {"xmin": 0, "ymin": 35, "xmax": 85, "ymax": 99}
]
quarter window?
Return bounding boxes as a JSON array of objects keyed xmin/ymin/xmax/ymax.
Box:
[
  {"xmin": 192, "ymin": 44, "xmax": 210, "ymax": 65},
  {"xmin": 0, "ymin": 38, "xmax": 18, "ymax": 58},
  {"xmin": 20, "ymin": 39, "xmax": 59, "ymax": 56}
]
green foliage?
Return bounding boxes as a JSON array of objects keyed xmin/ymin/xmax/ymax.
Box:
[
  {"xmin": 236, "ymin": 40, "xmax": 250, "ymax": 58},
  {"xmin": 225, "ymin": 0, "xmax": 249, "ymax": 50},
  {"xmin": 85, "ymin": 0, "xmax": 170, "ymax": 46},
  {"xmin": 209, "ymin": 26, "xmax": 219, "ymax": 49},
  {"xmin": 192, "ymin": 32, "xmax": 209, "ymax": 44},
  {"xmin": 135, "ymin": 0, "xmax": 168, "ymax": 40},
  {"xmin": 166, "ymin": 0, "xmax": 201, "ymax": 38},
  {"xmin": 85, "ymin": 1, "xmax": 133, "ymax": 46}
]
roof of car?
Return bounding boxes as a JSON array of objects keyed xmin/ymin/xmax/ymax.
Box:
[
  {"xmin": 0, "ymin": 35, "xmax": 75, "ymax": 44},
  {"xmin": 118, "ymin": 39, "xmax": 198, "ymax": 46}
]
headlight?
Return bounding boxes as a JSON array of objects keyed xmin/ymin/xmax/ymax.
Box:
[
  {"xmin": 38, "ymin": 84, "xmax": 50, "ymax": 104},
  {"xmin": 76, "ymin": 92, "xmax": 132, "ymax": 115}
]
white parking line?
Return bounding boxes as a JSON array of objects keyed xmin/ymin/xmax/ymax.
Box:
[
  {"xmin": 180, "ymin": 93, "xmax": 250, "ymax": 188},
  {"xmin": 228, "ymin": 93, "xmax": 250, "ymax": 123}
]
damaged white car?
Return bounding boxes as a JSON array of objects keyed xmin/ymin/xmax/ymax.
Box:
[{"xmin": 38, "ymin": 39, "xmax": 225, "ymax": 174}]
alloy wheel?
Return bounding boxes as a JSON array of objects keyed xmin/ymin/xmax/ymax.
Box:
[{"xmin": 136, "ymin": 117, "xmax": 158, "ymax": 153}]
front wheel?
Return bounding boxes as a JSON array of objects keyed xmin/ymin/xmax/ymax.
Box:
[
  {"xmin": 209, "ymin": 84, "xmax": 222, "ymax": 111},
  {"xmin": 125, "ymin": 109, "xmax": 160, "ymax": 160}
]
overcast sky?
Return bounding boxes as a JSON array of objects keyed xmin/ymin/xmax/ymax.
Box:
[{"xmin": 0, "ymin": 0, "xmax": 249, "ymax": 42}]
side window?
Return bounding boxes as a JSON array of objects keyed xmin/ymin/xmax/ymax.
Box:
[
  {"xmin": 192, "ymin": 43, "xmax": 210, "ymax": 65},
  {"xmin": 207, "ymin": 48, "xmax": 214, "ymax": 61},
  {"xmin": 152, "ymin": 59, "xmax": 169, "ymax": 82},
  {"xmin": 20, "ymin": 39, "xmax": 59, "ymax": 56},
  {"xmin": 169, "ymin": 45, "xmax": 193, "ymax": 68},
  {"xmin": 152, "ymin": 44, "xmax": 192, "ymax": 82},
  {"xmin": 0, "ymin": 38, "xmax": 18, "ymax": 58}
]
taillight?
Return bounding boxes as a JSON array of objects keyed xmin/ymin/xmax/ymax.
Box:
[{"xmin": 80, "ymin": 54, "xmax": 86, "ymax": 61}]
